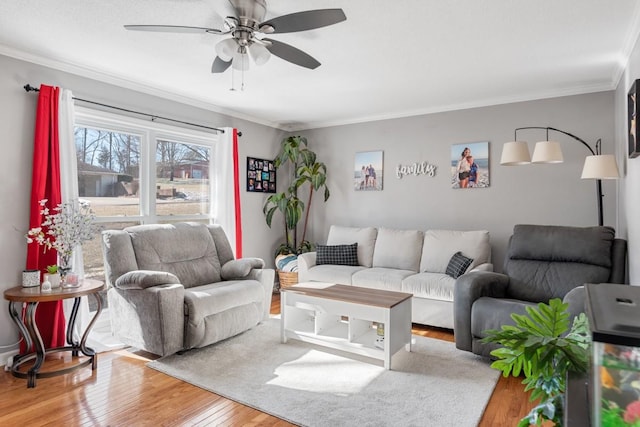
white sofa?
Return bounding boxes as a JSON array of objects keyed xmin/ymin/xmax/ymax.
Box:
[{"xmin": 297, "ymin": 226, "xmax": 492, "ymax": 329}]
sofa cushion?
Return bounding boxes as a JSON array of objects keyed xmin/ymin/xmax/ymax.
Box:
[
  {"xmin": 445, "ymin": 252, "xmax": 474, "ymax": 278},
  {"xmin": 352, "ymin": 267, "xmax": 415, "ymax": 291},
  {"xmin": 304, "ymin": 265, "xmax": 365, "ymax": 284},
  {"xmin": 327, "ymin": 226, "xmax": 378, "ymax": 267},
  {"xmin": 126, "ymin": 222, "xmax": 222, "ymax": 287},
  {"xmin": 402, "ymin": 272, "xmax": 456, "ymax": 301},
  {"xmin": 316, "ymin": 243, "xmax": 359, "ymax": 266},
  {"xmin": 420, "ymin": 229, "xmax": 490, "ymax": 273},
  {"xmin": 183, "ymin": 280, "xmax": 264, "ymax": 320},
  {"xmin": 183, "ymin": 280, "xmax": 265, "ymax": 348},
  {"xmin": 372, "ymin": 228, "xmax": 423, "ymax": 271}
]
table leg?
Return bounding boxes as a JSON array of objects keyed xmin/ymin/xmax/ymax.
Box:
[
  {"xmin": 384, "ymin": 310, "xmax": 391, "ymax": 370},
  {"xmin": 66, "ymin": 297, "xmax": 81, "ymax": 356},
  {"xmin": 8, "ymin": 301, "xmax": 32, "ymax": 353},
  {"xmin": 24, "ymin": 302, "xmax": 44, "ymax": 388},
  {"xmin": 80, "ymin": 291, "xmax": 103, "ymax": 370}
]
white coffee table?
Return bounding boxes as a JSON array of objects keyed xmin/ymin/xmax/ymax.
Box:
[{"xmin": 280, "ymin": 282, "xmax": 413, "ymax": 369}]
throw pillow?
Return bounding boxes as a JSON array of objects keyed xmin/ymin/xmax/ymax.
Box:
[
  {"xmin": 316, "ymin": 243, "xmax": 359, "ymax": 266},
  {"xmin": 445, "ymin": 252, "xmax": 474, "ymax": 278}
]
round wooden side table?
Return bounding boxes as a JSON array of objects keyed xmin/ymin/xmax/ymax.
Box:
[{"xmin": 3, "ymin": 279, "xmax": 106, "ymax": 388}]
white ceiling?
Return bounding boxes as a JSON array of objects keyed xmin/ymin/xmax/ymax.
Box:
[{"xmin": 1, "ymin": 1, "xmax": 639, "ymax": 131}]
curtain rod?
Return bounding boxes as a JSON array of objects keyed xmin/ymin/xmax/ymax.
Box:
[{"xmin": 23, "ymin": 84, "xmax": 242, "ymax": 136}]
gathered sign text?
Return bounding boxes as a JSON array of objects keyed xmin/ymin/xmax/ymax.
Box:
[{"xmin": 395, "ymin": 161, "xmax": 437, "ymax": 179}]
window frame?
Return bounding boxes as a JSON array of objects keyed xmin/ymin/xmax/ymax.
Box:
[{"xmin": 74, "ymin": 106, "xmax": 218, "ymax": 226}]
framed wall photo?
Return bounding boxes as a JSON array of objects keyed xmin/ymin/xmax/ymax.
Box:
[
  {"xmin": 247, "ymin": 156, "xmax": 276, "ymax": 193},
  {"xmin": 354, "ymin": 151, "xmax": 384, "ymax": 191},
  {"xmin": 628, "ymin": 79, "xmax": 640, "ymax": 158},
  {"xmin": 451, "ymin": 141, "xmax": 490, "ymax": 189}
]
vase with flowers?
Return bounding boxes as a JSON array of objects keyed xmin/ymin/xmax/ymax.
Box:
[{"xmin": 26, "ymin": 198, "xmax": 99, "ymax": 288}]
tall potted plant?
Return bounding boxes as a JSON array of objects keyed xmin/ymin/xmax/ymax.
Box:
[{"xmin": 263, "ymin": 136, "xmax": 330, "ymax": 284}]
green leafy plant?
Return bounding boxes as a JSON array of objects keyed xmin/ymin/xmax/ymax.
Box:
[
  {"xmin": 46, "ymin": 265, "xmax": 58, "ymax": 274},
  {"xmin": 263, "ymin": 136, "xmax": 330, "ymax": 256},
  {"xmin": 482, "ymin": 298, "xmax": 591, "ymax": 427}
]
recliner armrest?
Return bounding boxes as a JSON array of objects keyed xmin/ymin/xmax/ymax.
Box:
[
  {"xmin": 221, "ymin": 258, "xmax": 266, "ymax": 280},
  {"xmin": 454, "ymin": 271, "xmax": 509, "ymax": 351},
  {"xmin": 245, "ymin": 268, "xmax": 276, "ymax": 320},
  {"xmin": 114, "ymin": 270, "xmax": 180, "ymax": 290}
]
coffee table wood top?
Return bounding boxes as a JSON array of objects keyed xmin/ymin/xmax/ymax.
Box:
[{"xmin": 282, "ymin": 283, "xmax": 412, "ymax": 309}]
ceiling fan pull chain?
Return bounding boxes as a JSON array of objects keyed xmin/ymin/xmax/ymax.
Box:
[
  {"xmin": 241, "ymin": 55, "xmax": 245, "ymax": 91},
  {"xmin": 230, "ymin": 65, "xmax": 236, "ymax": 91}
]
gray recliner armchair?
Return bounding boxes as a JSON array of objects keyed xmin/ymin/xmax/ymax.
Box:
[
  {"xmin": 454, "ymin": 224, "xmax": 627, "ymax": 357},
  {"xmin": 102, "ymin": 222, "xmax": 275, "ymax": 356}
]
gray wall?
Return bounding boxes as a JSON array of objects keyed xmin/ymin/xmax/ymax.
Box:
[
  {"xmin": 615, "ymin": 31, "xmax": 640, "ymax": 285},
  {"xmin": 0, "ymin": 54, "xmax": 286, "ymax": 350},
  {"xmin": 298, "ymin": 91, "xmax": 619, "ymax": 276}
]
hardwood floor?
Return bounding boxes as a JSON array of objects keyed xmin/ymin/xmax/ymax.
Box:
[{"xmin": 0, "ymin": 294, "xmax": 537, "ymax": 426}]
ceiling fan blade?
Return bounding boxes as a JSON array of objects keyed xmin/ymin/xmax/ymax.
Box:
[
  {"xmin": 261, "ymin": 9, "xmax": 346, "ymax": 33},
  {"xmin": 263, "ymin": 38, "xmax": 320, "ymax": 69},
  {"xmin": 211, "ymin": 56, "xmax": 232, "ymax": 73},
  {"xmin": 124, "ymin": 25, "xmax": 228, "ymax": 35}
]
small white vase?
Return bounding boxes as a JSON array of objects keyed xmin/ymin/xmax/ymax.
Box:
[{"xmin": 48, "ymin": 273, "xmax": 61, "ymax": 289}]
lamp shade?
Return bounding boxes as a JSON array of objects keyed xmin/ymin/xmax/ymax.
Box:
[
  {"xmin": 500, "ymin": 141, "xmax": 531, "ymax": 165},
  {"xmin": 215, "ymin": 38, "xmax": 237, "ymax": 62},
  {"xmin": 531, "ymin": 141, "xmax": 563, "ymax": 163},
  {"xmin": 581, "ymin": 154, "xmax": 620, "ymax": 179}
]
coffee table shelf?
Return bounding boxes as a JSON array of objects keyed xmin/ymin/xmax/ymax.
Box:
[{"xmin": 281, "ymin": 283, "xmax": 413, "ymax": 369}]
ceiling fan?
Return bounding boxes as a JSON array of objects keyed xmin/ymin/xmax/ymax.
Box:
[{"xmin": 124, "ymin": 0, "xmax": 347, "ymax": 74}]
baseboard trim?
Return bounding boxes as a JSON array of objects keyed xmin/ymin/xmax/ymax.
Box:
[{"xmin": 1, "ymin": 349, "xmax": 19, "ymax": 370}]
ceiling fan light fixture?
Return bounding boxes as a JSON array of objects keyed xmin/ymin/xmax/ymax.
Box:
[
  {"xmin": 232, "ymin": 47, "xmax": 249, "ymax": 71},
  {"xmin": 216, "ymin": 38, "xmax": 237, "ymax": 62},
  {"xmin": 258, "ymin": 24, "xmax": 275, "ymax": 34},
  {"xmin": 249, "ymin": 42, "xmax": 271, "ymax": 65}
]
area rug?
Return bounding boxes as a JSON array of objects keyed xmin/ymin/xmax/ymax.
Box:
[{"xmin": 148, "ymin": 319, "xmax": 499, "ymax": 427}]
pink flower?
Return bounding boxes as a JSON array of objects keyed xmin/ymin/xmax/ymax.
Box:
[{"xmin": 624, "ymin": 400, "xmax": 640, "ymax": 423}]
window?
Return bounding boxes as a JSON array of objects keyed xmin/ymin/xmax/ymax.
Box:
[{"xmin": 73, "ymin": 107, "xmax": 218, "ymax": 286}]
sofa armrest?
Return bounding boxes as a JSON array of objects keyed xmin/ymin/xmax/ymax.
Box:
[
  {"xmin": 114, "ymin": 270, "xmax": 180, "ymax": 290},
  {"xmin": 246, "ymin": 268, "xmax": 276, "ymax": 320},
  {"xmin": 297, "ymin": 252, "xmax": 317, "ymax": 282},
  {"xmin": 221, "ymin": 258, "xmax": 266, "ymax": 280},
  {"xmin": 108, "ymin": 283, "xmax": 185, "ymax": 356},
  {"xmin": 454, "ymin": 271, "xmax": 509, "ymax": 351},
  {"xmin": 470, "ymin": 262, "xmax": 493, "ymax": 272}
]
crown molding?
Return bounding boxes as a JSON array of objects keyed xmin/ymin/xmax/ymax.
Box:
[
  {"xmin": 0, "ymin": 44, "xmax": 288, "ymax": 131},
  {"xmin": 291, "ymin": 82, "xmax": 615, "ymax": 131},
  {"xmin": 612, "ymin": 1, "xmax": 640, "ymax": 88}
]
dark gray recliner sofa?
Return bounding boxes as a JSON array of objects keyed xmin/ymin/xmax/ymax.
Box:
[{"xmin": 454, "ymin": 224, "xmax": 627, "ymax": 357}]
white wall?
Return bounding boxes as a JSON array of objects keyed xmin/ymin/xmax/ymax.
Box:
[
  {"xmin": 0, "ymin": 54, "xmax": 286, "ymax": 350},
  {"xmin": 615, "ymin": 31, "xmax": 640, "ymax": 285},
  {"xmin": 298, "ymin": 91, "xmax": 619, "ymax": 275}
]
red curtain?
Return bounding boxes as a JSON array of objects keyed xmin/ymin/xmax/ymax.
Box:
[
  {"xmin": 232, "ymin": 128, "xmax": 243, "ymax": 257},
  {"xmin": 22, "ymin": 85, "xmax": 66, "ymax": 352}
]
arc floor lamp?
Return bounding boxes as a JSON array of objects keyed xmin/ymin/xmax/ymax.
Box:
[{"xmin": 500, "ymin": 126, "xmax": 620, "ymax": 226}]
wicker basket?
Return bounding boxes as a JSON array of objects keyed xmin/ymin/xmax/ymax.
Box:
[{"xmin": 277, "ymin": 270, "xmax": 299, "ymax": 290}]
